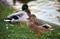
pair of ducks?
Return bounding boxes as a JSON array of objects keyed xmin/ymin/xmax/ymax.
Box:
[{"xmin": 4, "ymin": 4, "xmax": 53, "ymax": 36}]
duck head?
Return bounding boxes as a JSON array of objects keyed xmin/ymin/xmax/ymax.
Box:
[
  {"xmin": 22, "ymin": 4, "xmax": 28, "ymax": 11},
  {"xmin": 22, "ymin": 4, "xmax": 31, "ymax": 17}
]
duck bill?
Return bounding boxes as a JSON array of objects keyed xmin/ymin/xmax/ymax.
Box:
[{"xmin": 28, "ymin": 7, "xmax": 30, "ymax": 11}]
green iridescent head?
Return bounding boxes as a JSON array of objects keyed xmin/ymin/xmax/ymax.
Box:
[{"xmin": 22, "ymin": 4, "xmax": 28, "ymax": 11}]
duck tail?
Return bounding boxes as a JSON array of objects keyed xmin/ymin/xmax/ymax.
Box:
[
  {"xmin": 4, "ymin": 17, "xmax": 11, "ymax": 22},
  {"xmin": 42, "ymin": 24, "xmax": 53, "ymax": 30}
]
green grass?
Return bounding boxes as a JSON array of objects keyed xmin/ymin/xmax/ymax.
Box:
[{"xmin": 0, "ymin": 4, "xmax": 60, "ymax": 39}]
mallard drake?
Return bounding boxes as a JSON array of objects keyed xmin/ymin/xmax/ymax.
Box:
[
  {"xmin": 22, "ymin": 4, "xmax": 31, "ymax": 17},
  {"xmin": 4, "ymin": 4, "xmax": 31, "ymax": 24},
  {"xmin": 26, "ymin": 14, "xmax": 53, "ymax": 36}
]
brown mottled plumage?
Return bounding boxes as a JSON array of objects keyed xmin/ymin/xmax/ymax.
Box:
[{"xmin": 27, "ymin": 14, "xmax": 53, "ymax": 36}]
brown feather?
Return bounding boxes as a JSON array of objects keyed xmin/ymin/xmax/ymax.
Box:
[{"xmin": 26, "ymin": 14, "xmax": 53, "ymax": 36}]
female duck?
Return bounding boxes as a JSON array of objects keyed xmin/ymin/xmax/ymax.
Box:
[{"xmin": 27, "ymin": 14, "xmax": 53, "ymax": 36}]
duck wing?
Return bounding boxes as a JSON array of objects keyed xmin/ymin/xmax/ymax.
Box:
[
  {"xmin": 7, "ymin": 11, "xmax": 26, "ymax": 18},
  {"xmin": 34, "ymin": 19, "xmax": 46, "ymax": 26}
]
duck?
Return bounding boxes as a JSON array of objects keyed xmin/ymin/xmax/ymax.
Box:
[
  {"xmin": 26, "ymin": 14, "xmax": 53, "ymax": 36},
  {"xmin": 4, "ymin": 4, "xmax": 31, "ymax": 24}
]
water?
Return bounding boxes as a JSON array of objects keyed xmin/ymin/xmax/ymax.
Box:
[{"xmin": 6, "ymin": 0, "xmax": 60, "ymax": 26}]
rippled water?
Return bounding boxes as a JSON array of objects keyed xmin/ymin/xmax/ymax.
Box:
[{"xmin": 6, "ymin": 0, "xmax": 60, "ymax": 25}]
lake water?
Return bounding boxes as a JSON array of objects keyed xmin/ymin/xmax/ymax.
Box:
[{"xmin": 6, "ymin": 0, "xmax": 60, "ymax": 26}]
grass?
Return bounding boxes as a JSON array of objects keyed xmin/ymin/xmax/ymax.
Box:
[{"xmin": 0, "ymin": 4, "xmax": 60, "ymax": 39}]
